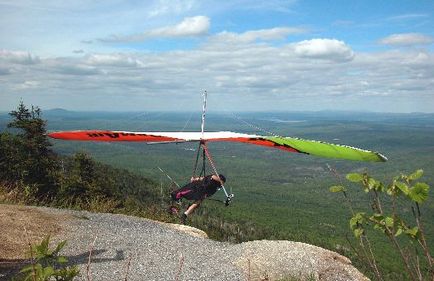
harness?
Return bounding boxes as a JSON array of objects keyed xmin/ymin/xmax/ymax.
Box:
[
  {"xmin": 192, "ymin": 140, "xmax": 234, "ymax": 206},
  {"xmin": 161, "ymin": 91, "xmax": 234, "ymax": 207}
]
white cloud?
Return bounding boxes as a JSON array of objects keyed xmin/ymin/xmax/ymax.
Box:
[
  {"xmin": 385, "ymin": 14, "xmax": 429, "ymax": 22},
  {"xmin": 1, "ymin": 42, "xmax": 433, "ymax": 112},
  {"xmin": 147, "ymin": 0, "xmax": 197, "ymax": 18},
  {"xmin": 379, "ymin": 33, "xmax": 433, "ymax": 46},
  {"xmin": 85, "ymin": 54, "xmax": 140, "ymax": 67},
  {"xmin": 54, "ymin": 64, "xmax": 101, "ymax": 76},
  {"xmin": 213, "ymin": 27, "xmax": 306, "ymax": 44},
  {"xmin": 292, "ymin": 39, "xmax": 354, "ymax": 62},
  {"xmin": 100, "ymin": 16, "xmax": 210, "ymax": 42},
  {"xmin": 167, "ymin": 16, "xmax": 209, "ymax": 36},
  {"xmin": 219, "ymin": 0, "xmax": 298, "ymax": 13},
  {"xmin": 1, "ymin": 1, "xmax": 434, "ymax": 112},
  {"xmin": 0, "ymin": 67, "xmax": 11, "ymax": 75},
  {"xmin": 0, "ymin": 49, "xmax": 40, "ymax": 64},
  {"xmin": 13, "ymin": 80, "xmax": 40, "ymax": 90},
  {"xmin": 0, "ymin": 1, "xmax": 202, "ymax": 56}
]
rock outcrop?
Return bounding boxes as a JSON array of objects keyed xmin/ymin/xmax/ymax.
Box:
[{"xmin": 0, "ymin": 204, "xmax": 368, "ymax": 280}]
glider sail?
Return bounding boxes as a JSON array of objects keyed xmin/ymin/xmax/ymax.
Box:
[{"xmin": 48, "ymin": 130, "xmax": 387, "ymax": 162}]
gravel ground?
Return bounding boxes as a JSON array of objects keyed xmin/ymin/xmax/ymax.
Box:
[
  {"xmin": 3, "ymin": 205, "xmax": 369, "ymax": 281},
  {"xmin": 55, "ymin": 208, "xmax": 243, "ymax": 281}
]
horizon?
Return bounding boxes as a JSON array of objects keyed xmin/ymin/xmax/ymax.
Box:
[
  {"xmin": 2, "ymin": 106, "xmax": 434, "ymax": 116},
  {"xmin": 1, "ymin": 1, "xmax": 434, "ymax": 113}
]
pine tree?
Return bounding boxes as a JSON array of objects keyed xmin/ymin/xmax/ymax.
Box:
[{"xmin": 2, "ymin": 101, "xmax": 58, "ymax": 195}]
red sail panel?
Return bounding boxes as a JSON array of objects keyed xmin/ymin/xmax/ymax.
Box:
[
  {"xmin": 48, "ymin": 130, "xmax": 180, "ymax": 142},
  {"xmin": 209, "ymin": 137, "xmax": 300, "ymax": 153}
]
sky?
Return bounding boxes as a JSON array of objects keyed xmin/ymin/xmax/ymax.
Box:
[{"xmin": 0, "ymin": 0, "xmax": 433, "ymax": 113}]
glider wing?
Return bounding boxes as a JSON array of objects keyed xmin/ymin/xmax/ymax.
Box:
[
  {"xmin": 48, "ymin": 130, "xmax": 387, "ymax": 162},
  {"xmin": 48, "ymin": 130, "xmax": 184, "ymax": 142},
  {"xmin": 216, "ymin": 135, "xmax": 387, "ymax": 162}
]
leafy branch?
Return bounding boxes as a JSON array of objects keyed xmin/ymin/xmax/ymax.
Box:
[
  {"xmin": 15, "ymin": 236, "xmax": 79, "ymax": 281},
  {"xmin": 330, "ymin": 169, "xmax": 432, "ymax": 281}
]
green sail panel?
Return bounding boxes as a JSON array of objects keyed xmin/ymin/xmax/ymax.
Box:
[{"xmin": 266, "ymin": 136, "xmax": 387, "ymax": 162}]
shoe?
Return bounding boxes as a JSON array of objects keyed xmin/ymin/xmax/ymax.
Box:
[
  {"xmin": 181, "ymin": 213, "xmax": 187, "ymax": 224},
  {"xmin": 169, "ymin": 206, "xmax": 179, "ymax": 215}
]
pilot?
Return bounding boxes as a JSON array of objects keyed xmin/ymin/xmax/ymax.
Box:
[{"xmin": 170, "ymin": 174, "xmax": 226, "ymax": 224}]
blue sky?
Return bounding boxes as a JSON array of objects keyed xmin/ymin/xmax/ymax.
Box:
[{"xmin": 0, "ymin": 0, "xmax": 433, "ymax": 112}]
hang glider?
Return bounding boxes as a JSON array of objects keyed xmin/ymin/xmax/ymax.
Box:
[
  {"xmin": 48, "ymin": 92, "xmax": 387, "ymax": 206},
  {"xmin": 48, "ymin": 130, "xmax": 387, "ymax": 162}
]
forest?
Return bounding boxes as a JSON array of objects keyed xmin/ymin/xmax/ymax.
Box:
[{"xmin": 1, "ymin": 103, "xmax": 433, "ymax": 280}]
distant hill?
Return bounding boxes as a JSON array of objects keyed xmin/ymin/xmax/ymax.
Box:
[{"xmin": 45, "ymin": 108, "xmax": 70, "ymax": 114}]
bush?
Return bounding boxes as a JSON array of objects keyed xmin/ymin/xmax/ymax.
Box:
[
  {"xmin": 15, "ymin": 236, "xmax": 79, "ymax": 281},
  {"xmin": 330, "ymin": 169, "xmax": 433, "ymax": 281}
]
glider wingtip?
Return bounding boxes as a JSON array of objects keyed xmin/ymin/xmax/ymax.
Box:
[
  {"xmin": 378, "ymin": 153, "xmax": 388, "ymax": 162},
  {"xmin": 371, "ymin": 151, "xmax": 387, "ymax": 162},
  {"xmin": 47, "ymin": 132, "xmax": 59, "ymax": 139}
]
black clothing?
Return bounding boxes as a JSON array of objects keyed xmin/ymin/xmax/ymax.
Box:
[{"xmin": 171, "ymin": 175, "xmax": 221, "ymax": 201}]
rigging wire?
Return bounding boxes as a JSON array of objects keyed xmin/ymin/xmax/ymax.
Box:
[
  {"xmin": 191, "ymin": 141, "xmax": 203, "ymax": 177},
  {"xmin": 204, "ymin": 145, "xmax": 226, "ymax": 185},
  {"xmin": 180, "ymin": 111, "xmax": 194, "ymax": 132},
  {"xmin": 126, "ymin": 111, "xmax": 168, "ymax": 131},
  {"xmin": 227, "ymin": 112, "xmax": 281, "ymax": 137},
  {"xmin": 157, "ymin": 166, "xmax": 180, "ymax": 188}
]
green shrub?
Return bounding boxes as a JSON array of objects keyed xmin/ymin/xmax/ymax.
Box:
[
  {"xmin": 15, "ymin": 236, "xmax": 79, "ymax": 281},
  {"xmin": 330, "ymin": 169, "xmax": 433, "ymax": 281}
]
